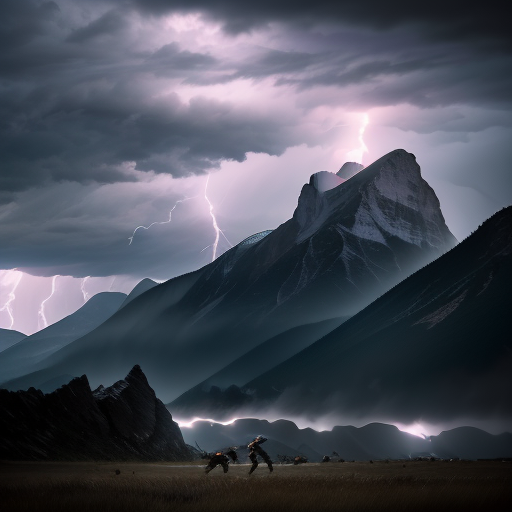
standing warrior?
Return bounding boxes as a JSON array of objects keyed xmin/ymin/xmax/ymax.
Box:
[
  {"xmin": 248, "ymin": 435, "xmax": 273, "ymax": 474},
  {"xmin": 204, "ymin": 448, "xmax": 238, "ymax": 474}
]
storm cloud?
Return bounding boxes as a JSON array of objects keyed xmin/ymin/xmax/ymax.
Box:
[{"xmin": 0, "ymin": 0, "xmax": 511, "ymax": 296}]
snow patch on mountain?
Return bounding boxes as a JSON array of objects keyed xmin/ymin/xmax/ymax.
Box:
[{"xmin": 348, "ymin": 204, "xmax": 388, "ymax": 245}]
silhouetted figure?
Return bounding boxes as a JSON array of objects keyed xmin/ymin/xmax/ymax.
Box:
[
  {"xmin": 293, "ymin": 456, "xmax": 308, "ymax": 465},
  {"xmin": 248, "ymin": 435, "xmax": 273, "ymax": 474},
  {"xmin": 322, "ymin": 455, "xmax": 330, "ymax": 462},
  {"xmin": 204, "ymin": 448, "xmax": 238, "ymax": 474}
]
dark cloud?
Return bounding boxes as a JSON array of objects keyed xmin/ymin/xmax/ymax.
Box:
[
  {"xmin": 1, "ymin": 0, "xmax": 510, "ymax": 195},
  {"xmin": 0, "ymin": 90, "xmax": 298, "ymax": 191},
  {"xmin": 131, "ymin": 0, "xmax": 511, "ymax": 47},
  {"xmin": 1, "ymin": 0, "xmax": 510, "ymax": 283},
  {"xmin": 0, "ymin": 50, "xmax": 302, "ymax": 192},
  {"xmin": 146, "ymin": 42, "xmax": 218, "ymax": 75},
  {"xmin": 0, "ymin": 181, "xmax": 219, "ymax": 279},
  {"xmin": 66, "ymin": 9, "xmax": 127, "ymax": 43},
  {"xmin": 0, "ymin": 0, "xmax": 60, "ymax": 50}
]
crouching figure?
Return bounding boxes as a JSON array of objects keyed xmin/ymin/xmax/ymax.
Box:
[
  {"xmin": 204, "ymin": 448, "xmax": 238, "ymax": 474},
  {"xmin": 248, "ymin": 435, "xmax": 273, "ymax": 474}
]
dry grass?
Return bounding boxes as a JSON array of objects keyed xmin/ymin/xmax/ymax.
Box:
[{"xmin": 1, "ymin": 460, "xmax": 510, "ymax": 512}]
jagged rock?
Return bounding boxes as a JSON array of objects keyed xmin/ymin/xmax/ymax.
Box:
[{"xmin": 0, "ymin": 365, "xmax": 191, "ymax": 461}]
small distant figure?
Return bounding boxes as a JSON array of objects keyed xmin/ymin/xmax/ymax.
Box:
[
  {"xmin": 293, "ymin": 456, "xmax": 308, "ymax": 465},
  {"xmin": 248, "ymin": 435, "xmax": 273, "ymax": 474},
  {"xmin": 204, "ymin": 448, "xmax": 238, "ymax": 474},
  {"xmin": 322, "ymin": 455, "xmax": 331, "ymax": 463}
]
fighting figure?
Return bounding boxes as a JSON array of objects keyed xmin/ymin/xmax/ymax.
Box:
[
  {"xmin": 204, "ymin": 448, "xmax": 238, "ymax": 474},
  {"xmin": 248, "ymin": 435, "xmax": 273, "ymax": 474}
]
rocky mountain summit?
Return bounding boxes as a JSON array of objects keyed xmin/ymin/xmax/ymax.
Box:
[{"xmin": 0, "ymin": 365, "xmax": 191, "ymax": 461}]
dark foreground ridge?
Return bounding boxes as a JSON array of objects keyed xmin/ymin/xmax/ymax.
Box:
[{"xmin": 0, "ymin": 365, "xmax": 192, "ymax": 461}]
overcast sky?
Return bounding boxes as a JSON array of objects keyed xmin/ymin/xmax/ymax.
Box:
[{"xmin": 1, "ymin": 0, "xmax": 511, "ymax": 334}]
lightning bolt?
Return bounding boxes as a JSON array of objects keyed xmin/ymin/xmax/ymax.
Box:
[
  {"xmin": 346, "ymin": 113, "xmax": 369, "ymax": 165},
  {"xmin": 176, "ymin": 416, "xmax": 241, "ymax": 428},
  {"xmin": 38, "ymin": 275, "xmax": 59, "ymax": 330},
  {"xmin": 81, "ymin": 276, "xmax": 90, "ymax": 303},
  {"xmin": 204, "ymin": 174, "xmax": 232, "ymax": 261},
  {"xmin": 0, "ymin": 269, "xmax": 23, "ymax": 329},
  {"xmin": 128, "ymin": 197, "xmax": 196, "ymax": 245},
  {"xmin": 359, "ymin": 113, "xmax": 369, "ymax": 159}
]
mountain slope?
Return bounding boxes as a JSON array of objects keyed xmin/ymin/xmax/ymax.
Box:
[
  {"xmin": 118, "ymin": 278, "xmax": 158, "ymax": 309},
  {"xmin": 1, "ymin": 150, "xmax": 456, "ymax": 402},
  {"xmin": 241, "ymin": 206, "xmax": 512, "ymax": 427},
  {"xmin": 0, "ymin": 292, "xmax": 126, "ymax": 385},
  {"xmin": 0, "ymin": 328, "xmax": 26, "ymax": 353},
  {"xmin": 169, "ymin": 316, "xmax": 346, "ymax": 417}
]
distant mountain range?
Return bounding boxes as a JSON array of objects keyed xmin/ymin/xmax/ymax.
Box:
[
  {"xmin": 0, "ymin": 292, "xmax": 126, "ymax": 391},
  {"xmin": 172, "ymin": 206, "xmax": 512, "ymax": 430},
  {"xmin": 0, "ymin": 149, "xmax": 457, "ymax": 403},
  {"xmin": 184, "ymin": 418, "xmax": 512, "ymax": 462}
]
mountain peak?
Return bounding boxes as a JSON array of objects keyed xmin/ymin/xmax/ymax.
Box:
[
  {"xmin": 125, "ymin": 364, "xmax": 150, "ymax": 387},
  {"xmin": 337, "ymin": 161, "xmax": 364, "ymax": 180},
  {"xmin": 294, "ymin": 148, "xmax": 456, "ymax": 251}
]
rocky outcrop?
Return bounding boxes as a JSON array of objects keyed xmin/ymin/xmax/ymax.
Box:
[{"xmin": 0, "ymin": 365, "xmax": 191, "ymax": 461}]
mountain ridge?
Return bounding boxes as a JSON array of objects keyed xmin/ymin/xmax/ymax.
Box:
[
  {"xmin": 0, "ymin": 292, "xmax": 127, "ymax": 386},
  {"xmin": 0, "ymin": 365, "xmax": 191, "ymax": 461}
]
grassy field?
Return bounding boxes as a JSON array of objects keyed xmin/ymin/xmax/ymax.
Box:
[{"xmin": 1, "ymin": 460, "xmax": 510, "ymax": 512}]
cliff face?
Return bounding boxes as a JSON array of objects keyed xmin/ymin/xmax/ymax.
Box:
[{"xmin": 0, "ymin": 365, "xmax": 191, "ymax": 461}]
